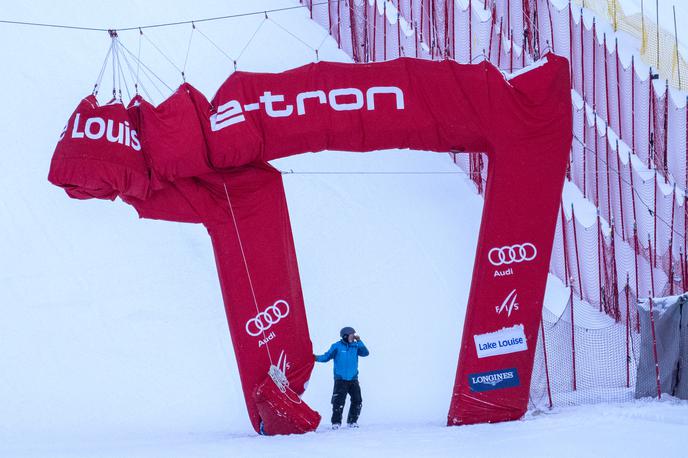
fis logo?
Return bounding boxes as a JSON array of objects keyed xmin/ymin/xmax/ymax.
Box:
[
  {"xmin": 495, "ymin": 289, "xmax": 519, "ymax": 317},
  {"xmin": 211, "ymin": 86, "xmax": 405, "ymax": 131}
]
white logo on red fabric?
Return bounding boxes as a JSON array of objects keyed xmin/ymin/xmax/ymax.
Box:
[
  {"xmin": 66, "ymin": 113, "xmax": 141, "ymax": 151},
  {"xmin": 473, "ymin": 324, "xmax": 528, "ymax": 358},
  {"xmin": 493, "ymin": 267, "xmax": 513, "ymax": 278},
  {"xmin": 488, "ymin": 243, "xmax": 537, "ymax": 266},
  {"xmin": 269, "ymin": 351, "xmax": 292, "ymax": 391},
  {"xmin": 211, "ymin": 86, "xmax": 405, "ymax": 131},
  {"xmin": 495, "ymin": 289, "xmax": 519, "ymax": 317},
  {"xmin": 245, "ymin": 299, "xmax": 290, "ymax": 337}
]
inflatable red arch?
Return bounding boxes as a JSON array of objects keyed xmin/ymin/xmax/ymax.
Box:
[{"xmin": 49, "ymin": 55, "xmax": 571, "ymax": 434}]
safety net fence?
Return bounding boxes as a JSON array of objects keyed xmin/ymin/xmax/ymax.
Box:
[{"xmin": 300, "ymin": 0, "xmax": 688, "ymax": 409}]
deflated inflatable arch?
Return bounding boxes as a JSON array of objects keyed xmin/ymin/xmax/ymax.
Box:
[{"xmin": 49, "ymin": 55, "xmax": 572, "ymax": 433}]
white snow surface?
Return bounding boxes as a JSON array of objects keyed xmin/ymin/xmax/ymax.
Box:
[{"xmin": 0, "ymin": 0, "xmax": 686, "ymax": 456}]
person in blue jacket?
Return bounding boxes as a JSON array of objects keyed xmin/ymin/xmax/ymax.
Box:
[{"xmin": 314, "ymin": 326, "xmax": 370, "ymax": 429}]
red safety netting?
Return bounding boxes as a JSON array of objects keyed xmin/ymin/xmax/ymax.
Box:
[{"xmin": 302, "ymin": 0, "xmax": 688, "ymax": 412}]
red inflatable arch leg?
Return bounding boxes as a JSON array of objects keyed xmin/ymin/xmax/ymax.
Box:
[{"xmin": 48, "ymin": 55, "xmax": 571, "ymax": 432}]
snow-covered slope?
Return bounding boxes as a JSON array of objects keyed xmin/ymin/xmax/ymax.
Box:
[
  {"xmin": 0, "ymin": 1, "xmax": 685, "ymax": 456},
  {"xmin": 0, "ymin": 0, "xmax": 480, "ymax": 441}
]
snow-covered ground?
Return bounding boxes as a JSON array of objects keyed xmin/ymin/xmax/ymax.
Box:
[
  {"xmin": 3, "ymin": 400, "xmax": 687, "ymax": 457},
  {"xmin": 0, "ymin": 1, "xmax": 686, "ymax": 456}
]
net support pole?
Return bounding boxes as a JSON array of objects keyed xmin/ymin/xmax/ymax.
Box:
[
  {"xmin": 604, "ymin": 33, "xmax": 610, "ymax": 127},
  {"xmin": 597, "ymin": 213, "xmax": 603, "ymax": 312},
  {"xmin": 572, "ymin": 204, "xmax": 584, "ymax": 298},
  {"xmin": 625, "ymin": 273, "xmax": 631, "ymax": 387},
  {"xmin": 616, "ymin": 139, "xmax": 626, "ymax": 240},
  {"xmin": 632, "ymin": 56, "xmax": 636, "ymax": 154},
  {"xmin": 633, "ymin": 223, "xmax": 641, "ymax": 332},
  {"xmin": 384, "ymin": 1, "xmax": 387, "ymax": 60},
  {"xmin": 469, "ymin": 0, "xmax": 473, "ymax": 62},
  {"xmin": 648, "ymin": 295, "xmax": 662, "ymax": 398},
  {"xmin": 561, "ymin": 205, "xmax": 571, "ymax": 286},
  {"xmin": 616, "ymin": 38, "xmax": 623, "ymax": 138},
  {"xmin": 547, "ymin": 0, "xmax": 554, "ymax": 52},
  {"xmin": 497, "ymin": 17, "xmax": 503, "ymax": 67},
  {"xmin": 592, "ymin": 18, "xmax": 597, "ymax": 111},
  {"xmin": 653, "ymin": 170, "xmax": 658, "ymax": 267},
  {"xmin": 488, "ymin": 5, "xmax": 495, "ymax": 62},
  {"xmin": 569, "ymin": 2, "xmax": 573, "ymax": 88},
  {"xmin": 540, "ymin": 319, "xmax": 554, "ymax": 409},
  {"xmin": 570, "ymin": 275, "xmax": 578, "ymax": 391},
  {"xmin": 648, "ymin": 234, "xmax": 656, "ymax": 297},
  {"xmin": 669, "ymin": 184, "xmax": 676, "ymax": 295}
]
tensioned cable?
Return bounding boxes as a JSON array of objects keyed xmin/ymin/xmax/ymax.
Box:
[
  {"xmin": 118, "ymin": 40, "xmax": 174, "ymax": 92},
  {"xmin": 279, "ymin": 170, "xmax": 470, "ymax": 175},
  {"xmin": 0, "ymin": 1, "xmax": 334, "ymax": 33},
  {"xmin": 222, "ymin": 182, "xmax": 274, "ymax": 365}
]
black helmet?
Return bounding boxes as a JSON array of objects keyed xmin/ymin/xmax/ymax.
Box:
[{"xmin": 340, "ymin": 326, "xmax": 355, "ymax": 339}]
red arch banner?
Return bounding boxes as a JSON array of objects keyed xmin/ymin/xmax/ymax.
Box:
[{"xmin": 48, "ymin": 55, "xmax": 571, "ymax": 434}]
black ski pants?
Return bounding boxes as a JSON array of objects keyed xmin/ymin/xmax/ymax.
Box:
[{"xmin": 331, "ymin": 379, "xmax": 362, "ymax": 425}]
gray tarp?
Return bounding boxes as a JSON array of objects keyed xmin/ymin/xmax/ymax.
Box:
[
  {"xmin": 676, "ymin": 296, "xmax": 688, "ymax": 399},
  {"xmin": 635, "ymin": 294, "xmax": 686, "ymax": 399}
]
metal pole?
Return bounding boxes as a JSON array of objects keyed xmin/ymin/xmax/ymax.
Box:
[
  {"xmin": 540, "ymin": 319, "xmax": 554, "ymax": 409},
  {"xmin": 616, "ymin": 140, "xmax": 626, "ymax": 241},
  {"xmin": 625, "ymin": 274, "xmax": 631, "ymax": 387},
  {"xmin": 604, "ymin": 33, "xmax": 610, "ymax": 124},
  {"xmin": 616, "ymin": 38, "xmax": 623, "ymax": 138},
  {"xmin": 674, "ymin": 5, "xmax": 681, "ymax": 89},
  {"xmin": 648, "ymin": 295, "xmax": 662, "ymax": 398},
  {"xmin": 547, "ymin": 0, "xmax": 555, "ymax": 52},
  {"xmin": 488, "ymin": 5, "xmax": 495, "ymax": 62},
  {"xmin": 510, "ymin": 29, "xmax": 514, "ymax": 73},
  {"xmin": 633, "ymin": 224, "xmax": 641, "ymax": 332},
  {"xmin": 572, "ymin": 204, "xmax": 584, "ymax": 298},
  {"xmin": 597, "ymin": 214, "xmax": 604, "ymax": 312},
  {"xmin": 656, "ymin": 0, "xmax": 660, "ymax": 70},
  {"xmin": 594, "ymin": 117, "xmax": 600, "ymax": 206},
  {"xmin": 562, "ymin": 206, "xmax": 571, "ymax": 285},
  {"xmin": 581, "ymin": 9, "xmax": 585, "ymax": 102},
  {"xmin": 669, "ymin": 184, "xmax": 676, "ymax": 295},
  {"xmin": 570, "ymin": 276, "xmax": 577, "ymax": 391},
  {"xmin": 632, "ymin": 55, "xmax": 636, "ymax": 153},
  {"xmin": 569, "ymin": 1, "xmax": 574, "ymax": 88},
  {"xmin": 649, "ymin": 234, "xmax": 656, "ymax": 297},
  {"xmin": 653, "ymin": 170, "xmax": 658, "ymax": 267},
  {"xmin": 384, "ymin": 1, "xmax": 387, "ymax": 60},
  {"xmin": 593, "ymin": 18, "xmax": 597, "ymax": 111},
  {"xmin": 605, "ymin": 129, "xmax": 612, "ymax": 225},
  {"xmin": 469, "ymin": 0, "xmax": 473, "ymax": 62},
  {"xmin": 498, "ymin": 17, "xmax": 503, "ymax": 67}
]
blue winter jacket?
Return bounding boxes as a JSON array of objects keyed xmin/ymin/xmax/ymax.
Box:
[{"xmin": 315, "ymin": 339, "xmax": 370, "ymax": 381}]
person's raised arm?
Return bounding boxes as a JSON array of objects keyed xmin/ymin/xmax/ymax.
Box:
[{"xmin": 314, "ymin": 343, "xmax": 337, "ymax": 362}]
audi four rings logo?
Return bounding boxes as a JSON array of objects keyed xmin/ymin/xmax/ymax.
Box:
[
  {"xmin": 245, "ymin": 300, "xmax": 290, "ymax": 337},
  {"xmin": 488, "ymin": 243, "xmax": 537, "ymax": 266}
]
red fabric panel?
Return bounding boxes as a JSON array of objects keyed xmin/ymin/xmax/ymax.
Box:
[
  {"xmin": 206, "ymin": 58, "xmax": 493, "ymax": 167},
  {"xmin": 448, "ymin": 56, "xmax": 572, "ymax": 425},
  {"xmin": 48, "ymin": 95, "xmax": 149, "ymax": 200},
  {"xmin": 48, "ymin": 55, "xmax": 571, "ymax": 432},
  {"xmin": 129, "ymin": 84, "xmax": 214, "ymax": 183},
  {"xmin": 205, "ymin": 163, "xmax": 314, "ymax": 433},
  {"xmin": 254, "ymin": 363, "xmax": 321, "ymax": 435}
]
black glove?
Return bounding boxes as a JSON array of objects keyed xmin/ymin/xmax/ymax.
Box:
[{"xmin": 353, "ymin": 335, "xmax": 361, "ymax": 342}]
